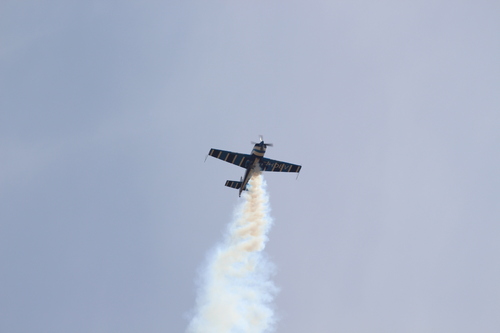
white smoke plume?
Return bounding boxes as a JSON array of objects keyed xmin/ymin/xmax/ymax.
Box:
[{"xmin": 187, "ymin": 170, "xmax": 277, "ymax": 333}]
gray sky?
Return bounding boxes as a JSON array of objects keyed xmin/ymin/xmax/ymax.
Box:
[{"xmin": 1, "ymin": 1, "xmax": 499, "ymax": 332}]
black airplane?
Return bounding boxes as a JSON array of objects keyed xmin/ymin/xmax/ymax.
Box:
[{"xmin": 207, "ymin": 136, "xmax": 302, "ymax": 196}]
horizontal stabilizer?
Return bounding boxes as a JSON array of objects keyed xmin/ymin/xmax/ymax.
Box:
[{"xmin": 225, "ymin": 180, "xmax": 248, "ymax": 191}]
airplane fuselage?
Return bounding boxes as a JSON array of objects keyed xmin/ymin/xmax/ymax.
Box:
[{"xmin": 239, "ymin": 143, "xmax": 267, "ymax": 196}]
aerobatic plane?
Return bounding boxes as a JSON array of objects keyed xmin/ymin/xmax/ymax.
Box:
[{"xmin": 207, "ymin": 136, "xmax": 302, "ymax": 196}]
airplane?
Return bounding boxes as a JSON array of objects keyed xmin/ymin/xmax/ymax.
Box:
[{"xmin": 207, "ymin": 136, "xmax": 302, "ymax": 196}]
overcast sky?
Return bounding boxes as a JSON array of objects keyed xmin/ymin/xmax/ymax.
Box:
[{"xmin": 1, "ymin": 1, "xmax": 499, "ymax": 332}]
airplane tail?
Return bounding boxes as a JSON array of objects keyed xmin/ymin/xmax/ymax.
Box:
[{"xmin": 225, "ymin": 180, "xmax": 248, "ymax": 191}]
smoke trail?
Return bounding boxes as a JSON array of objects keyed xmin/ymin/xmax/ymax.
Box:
[{"xmin": 187, "ymin": 170, "xmax": 277, "ymax": 333}]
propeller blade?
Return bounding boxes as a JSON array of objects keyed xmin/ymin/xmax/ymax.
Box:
[{"xmin": 252, "ymin": 136, "xmax": 272, "ymax": 146}]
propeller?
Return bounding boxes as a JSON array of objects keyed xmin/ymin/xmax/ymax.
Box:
[{"xmin": 251, "ymin": 135, "xmax": 273, "ymax": 147}]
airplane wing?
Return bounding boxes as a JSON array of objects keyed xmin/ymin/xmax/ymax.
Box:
[
  {"xmin": 208, "ymin": 149, "xmax": 252, "ymax": 168},
  {"xmin": 259, "ymin": 157, "xmax": 302, "ymax": 173}
]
